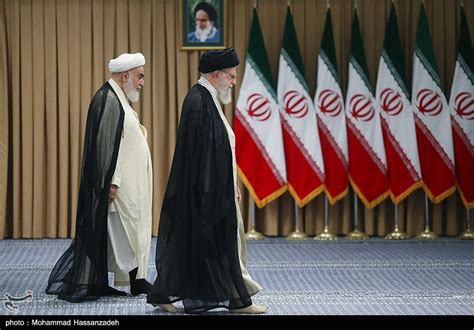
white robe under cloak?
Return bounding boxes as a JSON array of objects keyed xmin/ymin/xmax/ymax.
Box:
[
  {"xmin": 107, "ymin": 79, "xmax": 153, "ymax": 285},
  {"xmin": 198, "ymin": 77, "xmax": 262, "ymax": 296}
]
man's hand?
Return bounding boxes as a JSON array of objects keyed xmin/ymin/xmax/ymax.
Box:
[
  {"xmin": 108, "ymin": 184, "xmax": 119, "ymax": 205},
  {"xmin": 237, "ymin": 186, "xmax": 242, "ymax": 203}
]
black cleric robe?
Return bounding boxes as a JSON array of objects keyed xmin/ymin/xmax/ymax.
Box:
[
  {"xmin": 45, "ymin": 82, "xmax": 124, "ymax": 302},
  {"xmin": 147, "ymin": 83, "xmax": 252, "ymax": 313}
]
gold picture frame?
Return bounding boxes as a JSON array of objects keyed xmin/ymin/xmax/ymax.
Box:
[{"xmin": 180, "ymin": 0, "xmax": 226, "ymax": 50}]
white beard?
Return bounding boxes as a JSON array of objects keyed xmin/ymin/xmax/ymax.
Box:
[
  {"xmin": 195, "ymin": 25, "xmax": 213, "ymax": 42},
  {"xmin": 123, "ymin": 77, "xmax": 140, "ymax": 103},
  {"xmin": 218, "ymin": 87, "xmax": 232, "ymax": 105}
]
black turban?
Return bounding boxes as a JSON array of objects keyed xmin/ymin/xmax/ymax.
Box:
[
  {"xmin": 194, "ymin": 2, "xmax": 217, "ymax": 22},
  {"xmin": 198, "ymin": 48, "xmax": 240, "ymax": 73}
]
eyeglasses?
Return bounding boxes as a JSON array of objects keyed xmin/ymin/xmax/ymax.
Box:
[{"xmin": 219, "ymin": 70, "xmax": 237, "ymax": 80}]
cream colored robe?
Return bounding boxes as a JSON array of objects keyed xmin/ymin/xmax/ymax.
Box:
[
  {"xmin": 198, "ymin": 77, "xmax": 262, "ymax": 296},
  {"xmin": 107, "ymin": 79, "xmax": 153, "ymax": 285}
]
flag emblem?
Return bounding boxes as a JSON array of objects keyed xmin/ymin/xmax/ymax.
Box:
[
  {"xmin": 454, "ymin": 92, "xmax": 473, "ymax": 119},
  {"xmin": 416, "ymin": 89, "xmax": 443, "ymax": 116},
  {"xmin": 247, "ymin": 93, "xmax": 272, "ymax": 121},
  {"xmin": 350, "ymin": 94, "xmax": 375, "ymax": 121},
  {"xmin": 379, "ymin": 88, "xmax": 403, "ymax": 116},
  {"xmin": 283, "ymin": 91, "xmax": 309, "ymax": 118},
  {"xmin": 318, "ymin": 89, "xmax": 343, "ymax": 117}
]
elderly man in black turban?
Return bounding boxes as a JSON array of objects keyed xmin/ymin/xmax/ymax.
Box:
[
  {"xmin": 187, "ymin": 1, "xmax": 220, "ymax": 42},
  {"xmin": 147, "ymin": 48, "xmax": 267, "ymax": 314}
]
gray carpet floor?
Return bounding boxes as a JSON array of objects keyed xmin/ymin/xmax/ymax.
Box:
[{"xmin": 0, "ymin": 237, "xmax": 473, "ymax": 315}]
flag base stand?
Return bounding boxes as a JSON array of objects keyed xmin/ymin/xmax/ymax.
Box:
[
  {"xmin": 385, "ymin": 228, "xmax": 409, "ymax": 240},
  {"xmin": 244, "ymin": 225, "xmax": 265, "ymax": 240},
  {"xmin": 459, "ymin": 229, "xmax": 474, "ymax": 240},
  {"xmin": 346, "ymin": 229, "xmax": 368, "ymax": 240},
  {"xmin": 314, "ymin": 226, "xmax": 338, "ymax": 240},
  {"xmin": 416, "ymin": 228, "xmax": 438, "ymax": 240},
  {"xmin": 286, "ymin": 228, "xmax": 309, "ymax": 240}
]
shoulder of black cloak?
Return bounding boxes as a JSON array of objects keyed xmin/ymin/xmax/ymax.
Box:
[
  {"xmin": 160, "ymin": 83, "xmax": 224, "ymax": 218},
  {"xmin": 163, "ymin": 82, "xmax": 234, "ymax": 219},
  {"xmin": 82, "ymin": 82, "xmax": 124, "ymax": 187},
  {"xmin": 180, "ymin": 84, "xmax": 207, "ymax": 131},
  {"xmin": 162, "ymin": 84, "xmax": 208, "ymax": 191}
]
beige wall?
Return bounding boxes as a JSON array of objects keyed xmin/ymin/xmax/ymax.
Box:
[{"xmin": 0, "ymin": 0, "xmax": 473, "ymax": 238}]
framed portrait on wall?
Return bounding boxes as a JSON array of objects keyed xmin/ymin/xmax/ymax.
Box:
[{"xmin": 180, "ymin": 0, "xmax": 226, "ymax": 50}]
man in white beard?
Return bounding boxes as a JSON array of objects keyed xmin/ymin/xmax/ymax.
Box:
[
  {"xmin": 122, "ymin": 72, "xmax": 141, "ymax": 103},
  {"xmin": 147, "ymin": 48, "xmax": 267, "ymax": 314},
  {"xmin": 106, "ymin": 53, "xmax": 153, "ymax": 296},
  {"xmin": 46, "ymin": 53, "xmax": 153, "ymax": 302},
  {"xmin": 187, "ymin": 2, "xmax": 220, "ymax": 43}
]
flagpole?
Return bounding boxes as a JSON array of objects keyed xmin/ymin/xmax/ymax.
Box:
[
  {"xmin": 459, "ymin": 207, "xmax": 474, "ymax": 239},
  {"xmin": 286, "ymin": 202, "xmax": 309, "ymax": 240},
  {"xmin": 347, "ymin": 189, "xmax": 368, "ymax": 239},
  {"xmin": 244, "ymin": 194, "xmax": 264, "ymax": 240},
  {"xmin": 386, "ymin": 202, "xmax": 408, "ymax": 240},
  {"xmin": 315, "ymin": 195, "xmax": 338, "ymax": 240},
  {"xmin": 416, "ymin": 193, "xmax": 437, "ymax": 239}
]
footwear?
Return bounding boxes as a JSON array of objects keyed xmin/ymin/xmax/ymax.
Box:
[
  {"xmin": 101, "ymin": 286, "xmax": 127, "ymax": 297},
  {"xmin": 129, "ymin": 268, "xmax": 152, "ymax": 295},
  {"xmin": 152, "ymin": 303, "xmax": 183, "ymax": 313},
  {"xmin": 130, "ymin": 279, "xmax": 152, "ymax": 295},
  {"xmin": 230, "ymin": 304, "xmax": 268, "ymax": 314}
]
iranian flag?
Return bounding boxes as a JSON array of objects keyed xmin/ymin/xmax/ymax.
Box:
[
  {"xmin": 277, "ymin": 7, "xmax": 325, "ymax": 207},
  {"xmin": 449, "ymin": 5, "xmax": 474, "ymax": 208},
  {"xmin": 234, "ymin": 9, "xmax": 287, "ymax": 208},
  {"xmin": 314, "ymin": 7, "xmax": 348, "ymax": 205},
  {"xmin": 376, "ymin": 3, "xmax": 422, "ymax": 203},
  {"xmin": 345, "ymin": 10, "xmax": 389, "ymax": 209},
  {"xmin": 412, "ymin": 3, "xmax": 455, "ymax": 203}
]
